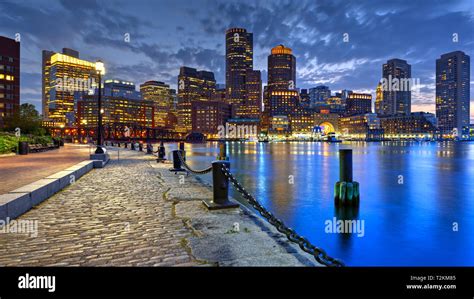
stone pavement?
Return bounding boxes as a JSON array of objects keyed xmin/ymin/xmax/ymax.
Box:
[
  {"xmin": 0, "ymin": 144, "xmax": 92, "ymax": 194},
  {"xmin": 0, "ymin": 147, "xmax": 319, "ymax": 266}
]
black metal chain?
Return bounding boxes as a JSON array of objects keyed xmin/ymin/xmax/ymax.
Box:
[
  {"xmin": 221, "ymin": 165, "xmax": 345, "ymax": 267},
  {"xmin": 176, "ymin": 150, "xmax": 213, "ymax": 174}
]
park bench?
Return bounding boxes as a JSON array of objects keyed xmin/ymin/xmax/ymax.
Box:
[{"xmin": 28, "ymin": 143, "xmax": 57, "ymax": 153}]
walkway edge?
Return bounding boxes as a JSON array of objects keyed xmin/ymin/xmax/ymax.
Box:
[{"xmin": 0, "ymin": 160, "xmax": 101, "ymax": 222}]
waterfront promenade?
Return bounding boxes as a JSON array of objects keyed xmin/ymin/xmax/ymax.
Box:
[
  {"xmin": 0, "ymin": 144, "xmax": 91, "ymax": 194},
  {"xmin": 0, "ymin": 147, "xmax": 318, "ymax": 266}
]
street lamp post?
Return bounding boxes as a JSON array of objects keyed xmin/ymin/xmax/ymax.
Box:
[{"xmin": 95, "ymin": 60, "xmax": 105, "ymax": 154}]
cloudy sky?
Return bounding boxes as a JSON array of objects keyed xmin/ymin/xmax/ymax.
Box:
[{"xmin": 0, "ymin": 0, "xmax": 473, "ymax": 120}]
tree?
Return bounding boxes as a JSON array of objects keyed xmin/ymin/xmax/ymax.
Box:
[{"xmin": 3, "ymin": 103, "xmax": 45, "ymax": 135}]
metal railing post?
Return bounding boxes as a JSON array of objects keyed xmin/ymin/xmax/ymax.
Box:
[
  {"xmin": 157, "ymin": 141, "xmax": 166, "ymax": 162},
  {"xmin": 202, "ymin": 161, "xmax": 238, "ymax": 210},
  {"xmin": 169, "ymin": 150, "xmax": 186, "ymax": 173}
]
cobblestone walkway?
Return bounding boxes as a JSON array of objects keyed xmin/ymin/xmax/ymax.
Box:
[{"xmin": 0, "ymin": 149, "xmax": 200, "ymax": 266}]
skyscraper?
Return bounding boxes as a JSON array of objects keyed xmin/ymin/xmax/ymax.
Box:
[
  {"xmin": 0, "ymin": 36, "xmax": 20, "ymax": 128},
  {"xmin": 380, "ymin": 58, "xmax": 411, "ymax": 116},
  {"xmin": 265, "ymin": 45, "xmax": 299, "ymax": 134},
  {"xmin": 436, "ymin": 51, "xmax": 470, "ymax": 138},
  {"xmin": 267, "ymin": 44, "xmax": 296, "ymax": 90},
  {"xmin": 225, "ymin": 27, "xmax": 253, "ymax": 116},
  {"xmin": 42, "ymin": 48, "xmax": 97, "ymax": 126},
  {"xmin": 177, "ymin": 66, "xmax": 216, "ymax": 132},
  {"xmin": 241, "ymin": 69, "xmax": 262, "ymax": 119}
]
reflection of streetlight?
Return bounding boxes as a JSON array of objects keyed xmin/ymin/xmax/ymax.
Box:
[{"xmin": 95, "ymin": 60, "xmax": 105, "ymax": 154}]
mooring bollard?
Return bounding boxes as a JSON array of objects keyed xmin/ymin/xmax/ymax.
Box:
[
  {"xmin": 130, "ymin": 142, "xmax": 135, "ymax": 150},
  {"xmin": 138, "ymin": 143, "xmax": 143, "ymax": 151},
  {"xmin": 217, "ymin": 142, "xmax": 228, "ymax": 160},
  {"xmin": 169, "ymin": 150, "xmax": 186, "ymax": 173},
  {"xmin": 124, "ymin": 142, "xmax": 128, "ymax": 149},
  {"xmin": 157, "ymin": 141, "xmax": 166, "ymax": 162},
  {"xmin": 334, "ymin": 149, "xmax": 360, "ymax": 206},
  {"xmin": 203, "ymin": 161, "xmax": 239, "ymax": 210}
]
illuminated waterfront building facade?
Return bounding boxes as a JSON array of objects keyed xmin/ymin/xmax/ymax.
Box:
[
  {"xmin": 290, "ymin": 107, "xmax": 315, "ymax": 135},
  {"xmin": 140, "ymin": 81, "xmax": 174, "ymax": 128},
  {"xmin": 0, "ymin": 36, "xmax": 20, "ymax": 128},
  {"xmin": 225, "ymin": 28, "xmax": 253, "ymax": 117},
  {"xmin": 380, "ymin": 58, "xmax": 411, "ymax": 116},
  {"xmin": 76, "ymin": 95, "xmax": 155, "ymax": 129},
  {"xmin": 42, "ymin": 48, "xmax": 97, "ymax": 126},
  {"xmin": 177, "ymin": 66, "xmax": 216, "ymax": 132},
  {"xmin": 339, "ymin": 113, "xmax": 382, "ymax": 139},
  {"xmin": 191, "ymin": 101, "xmax": 231, "ymax": 137},
  {"xmin": 379, "ymin": 112, "xmax": 438, "ymax": 138},
  {"xmin": 435, "ymin": 51, "xmax": 470, "ymax": 139}
]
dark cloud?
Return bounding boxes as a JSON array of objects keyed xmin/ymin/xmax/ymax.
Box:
[{"xmin": 0, "ymin": 0, "xmax": 472, "ymax": 118}]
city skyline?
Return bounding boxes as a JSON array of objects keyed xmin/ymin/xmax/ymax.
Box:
[{"xmin": 0, "ymin": 0, "xmax": 473, "ymax": 121}]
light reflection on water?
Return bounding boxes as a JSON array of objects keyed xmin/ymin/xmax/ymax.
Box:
[{"xmin": 161, "ymin": 141, "xmax": 474, "ymax": 266}]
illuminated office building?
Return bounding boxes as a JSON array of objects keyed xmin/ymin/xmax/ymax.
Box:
[
  {"xmin": 42, "ymin": 48, "xmax": 97, "ymax": 126},
  {"xmin": 0, "ymin": 36, "xmax": 20, "ymax": 128},
  {"xmin": 225, "ymin": 28, "xmax": 253, "ymax": 116},
  {"xmin": 379, "ymin": 112, "xmax": 438, "ymax": 138},
  {"xmin": 380, "ymin": 58, "xmax": 412, "ymax": 116},
  {"xmin": 339, "ymin": 113, "xmax": 382, "ymax": 139},
  {"xmin": 345, "ymin": 92, "xmax": 372, "ymax": 116},
  {"xmin": 105, "ymin": 79, "xmax": 140, "ymax": 100},
  {"xmin": 191, "ymin": 101, "xmax": 231, "ymax": 137},
  {"xmin": 236, "ymin": 69, "xmax": 261, "ymax": 119},
  {"xmin": 436, "ymin": 51, "xmax": 470, "ymax": 139},
  {"xmin": 140, "ymin": 81, "xmax": 174, "ymax": 128},
  {"xmin": 76, "ymin": 95, "xmax": 155, "ymax": 129},
  {"xmin": 177, "ymin": 66, "xmax": 216, "ymax": 132},
  {"xmin": 268, "ymin": 44, "xmax": 296, "ymax": 90}
]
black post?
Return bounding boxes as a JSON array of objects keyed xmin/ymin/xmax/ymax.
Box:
[
  {"xmin": 339, "ymin": 149, "xmax": 353, "ymax": 182},
  {"xmin": 169, "ymin": 150, "xmax": 186, "ymax": 173},
  {"xmin": 203, "ymin": 161, "xmax": 239, "ymax": 210},
  {"xmin": 139, "ymin": 143, "xmax": 143, "ymax": 151},
  {"xmin": 18, "ymin": 141, "xmax": 29, "ymax": 155},
  {"xmin": 334, "ymin": 149, "xmax": 359, "ymax": 206},
  {"xmin": 157, "ymin": 141, "xmax": 166, "ymax": 162},
  {"xmin": 95, "ymin": 69, "xmax": 104, "ymax": 154},
  {"xmin": 179, "ymin": 141, "xmax": 185, "ymax": 161}
]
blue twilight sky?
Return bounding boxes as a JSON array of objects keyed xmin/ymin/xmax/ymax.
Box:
[{"xmin": 0, "ymin": 0, "xmax": 473, "ymax": 120}]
